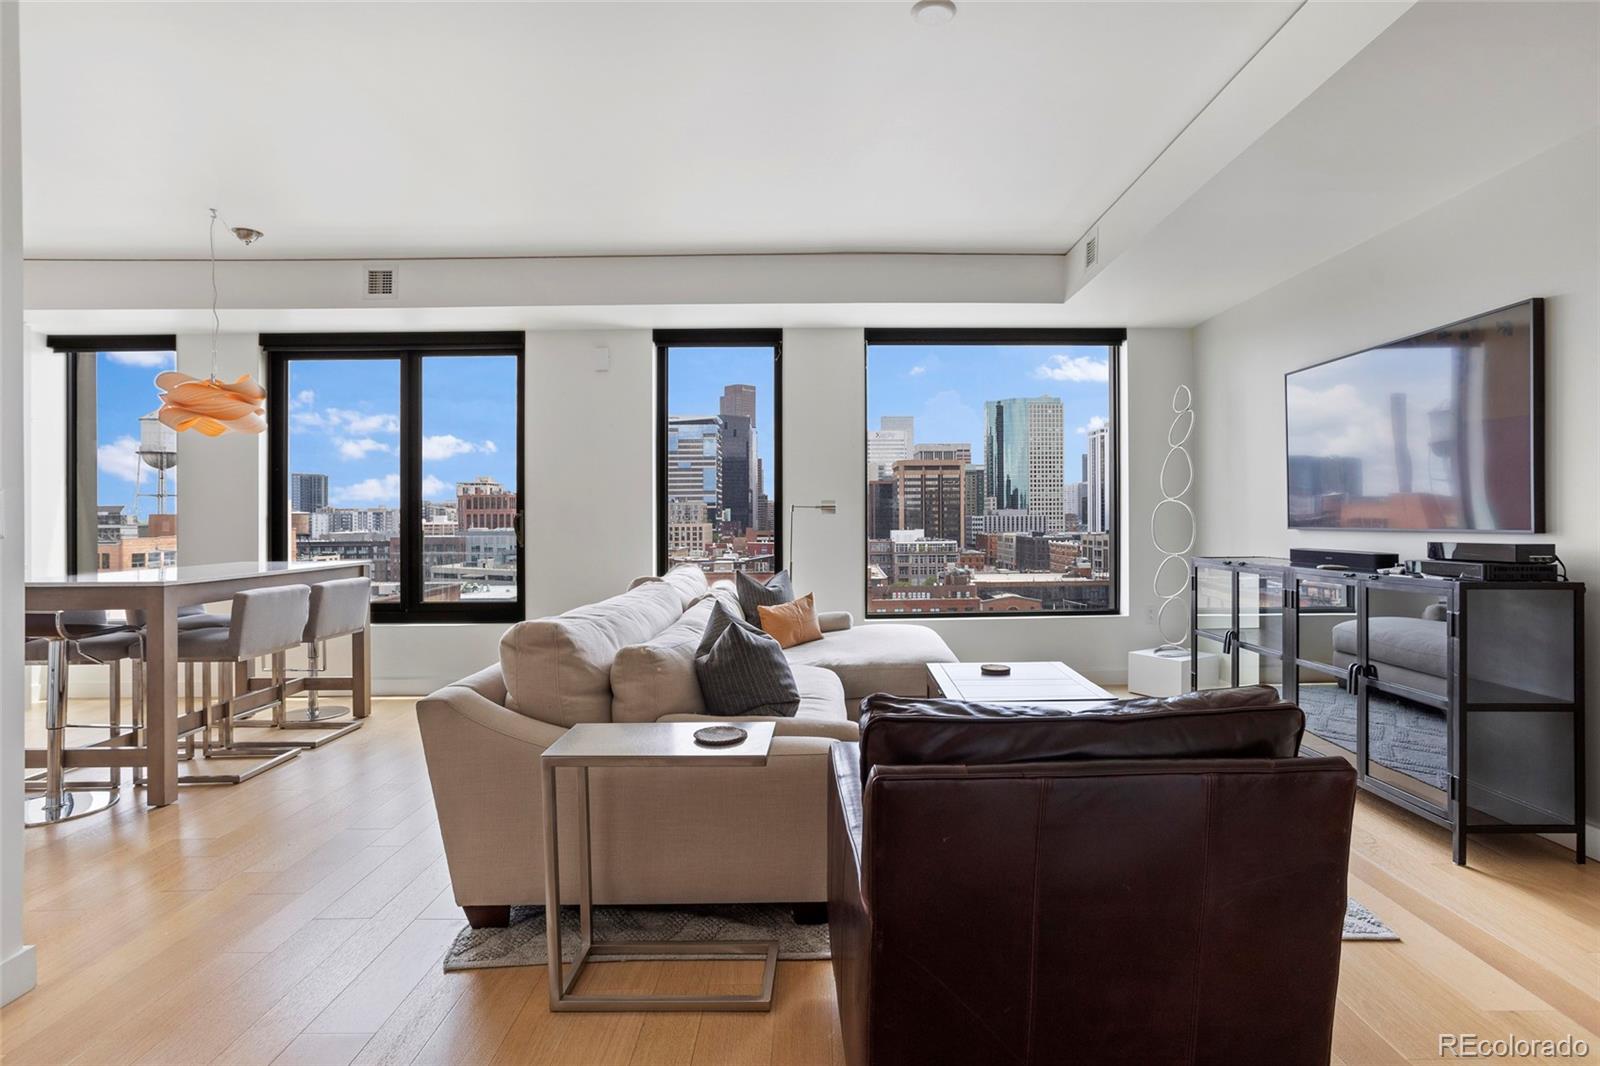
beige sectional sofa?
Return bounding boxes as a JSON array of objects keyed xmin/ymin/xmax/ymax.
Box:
[{"xmin": 416, "ymin": 565, "xmax": 956, "ymax": 920}]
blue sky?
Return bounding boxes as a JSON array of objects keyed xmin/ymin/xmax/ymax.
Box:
[
  {"xmin": 93, "ymin": 350, "xmax": 181, "ymax": 508},
  {"xmin": 92, "ymin": 343, "xmax": 1109, "ymax": 511},
  {"xmin": 664, "ymin": 346, "xmax": 777, "ymax": 499},
  {"xmin": 866, "ymin": 344, "xmax": 1113, "ymax": 475},
  {"xmin": 288, "ymin": 356, "xmax": 517, "ymax": 505}
]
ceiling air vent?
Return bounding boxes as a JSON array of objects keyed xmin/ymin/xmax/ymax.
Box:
[
  {"xmin": 1084, "ymin": 229, "xmax": 1100, "ymax": 271},
  {"xmin": 363, "ymin": 265, "xmax": 397, "ymax": 301}
]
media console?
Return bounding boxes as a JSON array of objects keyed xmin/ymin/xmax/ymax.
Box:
[{"xmin": 1191, "ymin": 556, "xmax": 1586, "ymax": 865}]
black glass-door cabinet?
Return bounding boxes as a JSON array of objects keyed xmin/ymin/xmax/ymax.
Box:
[{"xmin": 1191, "ymin": 557, "xmax": 1586, "ymax": 866}]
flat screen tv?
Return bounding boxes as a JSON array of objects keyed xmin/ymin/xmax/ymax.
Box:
[{"xmin": 1285, "ymin": 299, "xmax": 1543, "ymax": 532}]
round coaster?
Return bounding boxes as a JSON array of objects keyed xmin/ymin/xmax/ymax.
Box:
[
  {"xmin": 979, "ymin": 663, "xmax": 1012, "ymax": 676},
  {"xmin": 694, "ymin": 724, "xmax": 749, "ymax": 746}
]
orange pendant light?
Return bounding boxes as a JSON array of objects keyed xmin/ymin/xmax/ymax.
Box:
[
  {"xmin": 154, "ymin": 371, "xmax": 266, "ymax": 436},
  {"xmin": 157, "ymin": 208, "xmax": 267, "ymax": 436}
]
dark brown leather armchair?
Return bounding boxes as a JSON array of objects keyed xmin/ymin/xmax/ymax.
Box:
[{"xmin": 828, "ymin": 686, "xmax": 1357, "ymax": 1066}]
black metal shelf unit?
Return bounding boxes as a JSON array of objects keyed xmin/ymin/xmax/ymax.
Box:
[{"xmin": 1190, "ymin": 556, "xmax": 1585, "ymax": 866}]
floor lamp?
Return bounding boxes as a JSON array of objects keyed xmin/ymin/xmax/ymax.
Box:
[{"xmin": 787, "ymin": 501, "xmax": 836, "ymax": 584}]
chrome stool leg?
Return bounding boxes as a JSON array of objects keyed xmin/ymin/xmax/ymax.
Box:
[
  {"xmin": 290, "ymin": 641, "xmax": 351, "ymax": 721},
  {"xmin": 273, "ymin": 641, "xmax": 361, "ymax": 748},
  {"xmin": 25, "ymin": 638, "xmax": 120, "ymax": 826}
]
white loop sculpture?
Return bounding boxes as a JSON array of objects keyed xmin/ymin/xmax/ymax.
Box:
[{"xmin": 1151, "ymin": 385, "xmax": 1194, "ymax": 654}]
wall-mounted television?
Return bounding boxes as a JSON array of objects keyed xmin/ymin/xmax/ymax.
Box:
[{"xmin": 1285, "ymin": 299, "xmax": 1543, "ymax": 532}]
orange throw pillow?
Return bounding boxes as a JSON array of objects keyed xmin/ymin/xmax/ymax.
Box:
[{"xmin": 758, "ymin": 593, "xmax": 823, "ymax": 649}]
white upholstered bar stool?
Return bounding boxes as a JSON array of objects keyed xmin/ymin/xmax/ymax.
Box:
[
  {"xmin": 23, "ymin": 611, "xmax": 143, "ymax": 825},
  {"xmin": 178, "ymin": 584, "xmax": 309, "ymax": 785},
  {"xmin": 277, "ymin": 576, "xmax": 369, "ymax": 748}
]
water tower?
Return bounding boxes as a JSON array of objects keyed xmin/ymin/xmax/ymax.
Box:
[{"xmin": 135, "ymin": 412, "xmax": 178, "ymax": 515}]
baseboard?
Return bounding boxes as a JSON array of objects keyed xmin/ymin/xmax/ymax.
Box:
[
  {"xmin": 1, "ymin": 944, "xmax": 36, "ymax": 1005},
  {"xmin": 1540, "ymin": 822, "xmax": 1600, "ymax": 862}
]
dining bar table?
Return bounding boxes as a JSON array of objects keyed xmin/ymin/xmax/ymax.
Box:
[{"xmin": 24, "ymin": 560, "xmax": 371, "ymax": 807}]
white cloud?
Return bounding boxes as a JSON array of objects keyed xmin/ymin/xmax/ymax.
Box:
[
  {"xmin": 332, "ymin": 473, "xmax": 401, "ymax": 505},
  {"xmin": 96, "ymin": 436, "xmax": 143, "ymax": 482},
  {"xmin": 908, "ymin": 365, "xmax": 926, "ymax": 377},
  {"xmin": 1035, "ymin": 354, "xmax": 1109, "ymax": 383},
  {"xmin": 327, "ymin": 408, "xmax": 400, "ymax": 435},
  {"xmin": 294, "ymin": 389, "xmax": 316, "ymax": 407},
  {"xmin": 1075, "ymin": 415, "xmax": 1108, "ymax": 435},
  {"xmin": 105, "ymin": 350, "xmax": 172, "ymax": 368},
  {"xmin": 421, "ymin": 434, "xmax": 478, "ymax": 461},
  {"xmin": 481, "ymin": 440, "xmax": 498, "ymax": 454},
  {"xmin": 337, "ymin": 437, "xmax": 390, "ymax": 460},
  {"xmin": 422, "ymin": 475, "xmax": 451, "ymax": 500}
]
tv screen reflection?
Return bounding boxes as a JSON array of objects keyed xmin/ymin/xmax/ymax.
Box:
[{"xmin": 1285, "ymin": 302, "xmax": 1539, "ymax": 532}]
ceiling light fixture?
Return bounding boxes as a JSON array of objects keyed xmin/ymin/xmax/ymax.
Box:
[
  {"xmin": 911, "ymin": 0, "xmax": 956, "ymax": 26},
  {"xmin": 154, "ymin": 208, "xmax": 268, "ymax": 436}
]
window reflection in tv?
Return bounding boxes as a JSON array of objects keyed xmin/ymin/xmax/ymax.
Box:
[{"xmin": 1285, "ymin": 300, "xmax": 1542, "ymax": 532}]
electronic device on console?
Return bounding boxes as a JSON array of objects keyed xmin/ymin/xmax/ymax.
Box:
[
  {"xmin": 1288, "ymin": 547, "xmax": 1400, "ymax": 572},
  {"xmin": 1426, "ymin": 541, "xmax": 1557, "ymax": 564},
  {"xmin": 1406, "ymin": 558, "xmax": 1559, "ymax": 582}
]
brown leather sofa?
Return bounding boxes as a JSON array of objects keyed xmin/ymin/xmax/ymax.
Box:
[{"xmin": 828, "ymin": 686, "xmax": 1357, "ymax": 1066}]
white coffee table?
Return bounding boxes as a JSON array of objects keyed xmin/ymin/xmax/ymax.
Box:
[
  {"xmin": 539, "ymin": 720, "xmax": 779, "ymax": 1012},
  {"xmin": 927, "ymin": 660, "xmax": 1114, "ymax": 704}
]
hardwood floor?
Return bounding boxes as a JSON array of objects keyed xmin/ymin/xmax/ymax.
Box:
[{"xmin": 5, "ymin": 696, "xmax": 1597, "ymax": 1065}]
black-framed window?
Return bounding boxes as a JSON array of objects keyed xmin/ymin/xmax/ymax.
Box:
[
  {"xmin": 863, "ymin": 328, "xmax": 1125, "ymax": 618},
  {"xmin": 46, "ymin": 335, "xmax": 180, "ymax": 575},
  {"xmin": 654, "ymin": 330, "xmax": 782, "ymax": 577},
  {"xmin": 264, "ymin": 332, "xmax": 525, "ymax": 624}
]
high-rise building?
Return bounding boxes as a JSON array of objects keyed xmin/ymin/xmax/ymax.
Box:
[
  {"xmin": 961, "ymin": 464, "xmax": 985, "ymax": 548},
  {"xmin": 868, "ymin": 478, "xmax": 898, "ymax": 540},
  {"xmin": 983, "ymin": 396, "xmax": 1065, "ymax": 532},
  {"xmin": 291, "ymin": 472, "xmax": 329, "ymax": 513},
  {"xmin": 866, "ymin": 429, "xmax": 911, "ymax": 481},
  {"xmin": 879, "ymin": 415, "xmax": 914, "ymax": 446},
  {"xmin": 1066, "ymin": 480, "xmax": 1087, "ymax": 527},
  {"xmin": 719, "ymin": 413, "xmax": 755, "ymax": 531},
  {"xmin": 1086, "ymin": 426, "xmax": 1110, "ymax": 534},
  {"xmin": 893, "ymin": 458, "xmax": 965, "ymax": 544},
  {"xmin": 666, "ymin": 415, "xmax": 722, "ymax": 523},
  {"xmin": 912, "ymin": 442, "xmax": 971, "ymax": 463},
  {"xmin": 456, "ymin": 476, "xmax": 518, "ymax": 531},
  {"xmin": 719, "ymin": 384, "xmax": 757, "ymax": 426}
]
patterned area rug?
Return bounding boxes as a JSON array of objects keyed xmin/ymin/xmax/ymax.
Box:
[
  {"xmin": 1343, "ymin": 898, "xmax": 1400, "ymax": 940},
  {"xmin": 1299, "ymin": 683, "xmax": 1448, "ymax": 791},
  {"xmin": 442, "ymin": 898, "xmax": 1396, "ymax": 971},
  {"xmin": 443, "ymin": 903, "xmax": 830, "ymax": 971}
]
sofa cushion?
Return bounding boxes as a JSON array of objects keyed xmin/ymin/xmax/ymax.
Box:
[
  {"xmin": 783, "ymin": 622, "xmax": 956, "ymax": 703},
  {"xmin": 1332, "ymin": 616, "xmax": 1447, "ymax": 681},
  {"xmin": 610, "ymin": 597, "xmax": 718, "ymax": 723},
  {"xmin": 857, "ymin": 685, "xmax": 1304, "ymax": 777},
  {"xmin": 758, "ymin": 593, "xmax": 823, "ymax": 649},
  {"xmin": 697, "ymin": 599, "xmax": 762, "ymax": 657},
  {"xmin": 695, "ymin": 618, "xmax": 801, "ymax": 717},
  {"xmin": 736, "ymin": 569, "xmax": 793, "ymax": 625},
  {"xmin": 499, "ymin": 580, "xmax": 682, "ymax": 725}
]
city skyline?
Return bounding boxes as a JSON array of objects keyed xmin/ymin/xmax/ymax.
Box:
[
  {"xmin": 865, "ymin": 343, "xmax": 1112, "ymax": 481},
  {"xmin": 664, "ymin": 346, "xmax": 776, "ymax": 503}
]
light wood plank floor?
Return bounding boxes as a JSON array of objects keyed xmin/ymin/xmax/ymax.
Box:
[{"xmin": 4, "ymin": 696, "xmax": 1596, "ymax": 1065}]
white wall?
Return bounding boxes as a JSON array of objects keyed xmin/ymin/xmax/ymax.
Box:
[
  {"xmin": 175, "ymin": 332, "xmax": 266, "ymax": 567},
  {"xmin": 0, "ymin": 0, "xmax": 37, "ymax": 1007},
  {"xmin": 23, "ymin": 329, "xmax": 64, "ymax": 579},
  {"xmin": 784, "ymin": 326, "xmax": 1194, "ymax": 680},
  {"xmin": 1192, "ymin": 129, "xmax": 1600, "ymax": 826}
]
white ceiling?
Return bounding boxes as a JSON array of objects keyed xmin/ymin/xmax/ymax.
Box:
[
  {"xmin": 19, "ymin": 0, "xmax": 1296, "ymax": 259},
  {"xmin": 1068, "ymin": 0, "xmax": 1600, "ymax": 326}
]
